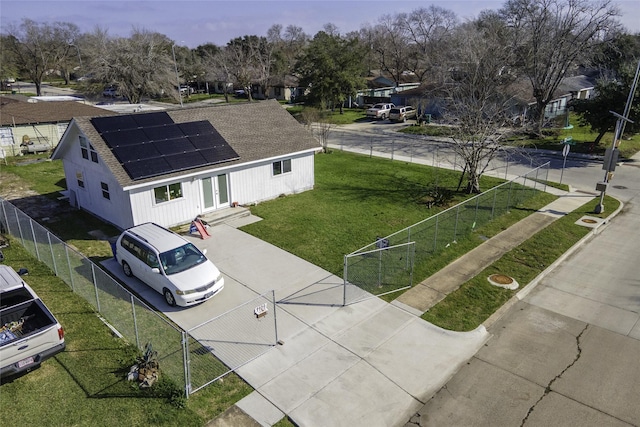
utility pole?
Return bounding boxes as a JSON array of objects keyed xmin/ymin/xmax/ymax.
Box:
[{"xmin": 594, "ymin": 59, "xmax": 640, "ymax": 214}]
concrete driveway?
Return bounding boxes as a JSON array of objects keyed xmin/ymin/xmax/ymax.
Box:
[{"xmin": 104, "ymin": 216, "xmax": 489, "ymax": 427}]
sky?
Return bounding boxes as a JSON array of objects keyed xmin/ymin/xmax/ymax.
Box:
[{"xmin": 1, "ymin": 0, "xmax": 639, "ymax": 48}]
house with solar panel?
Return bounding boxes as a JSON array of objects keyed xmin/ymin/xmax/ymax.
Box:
[{"xmin": 51, "ymin": 100, "xmax": 320, "ymax": 230}]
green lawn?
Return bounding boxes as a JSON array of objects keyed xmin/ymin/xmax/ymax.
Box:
[
  {"xmin": 241, "ymin": 150, "xmax": 511, "ymax": 276},
  {"xmin": 0, "ymin": 242, "xmax": 253, "ymax": 426}
]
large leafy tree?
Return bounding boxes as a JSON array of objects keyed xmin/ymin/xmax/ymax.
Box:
[
  {"xmin": 4, "ymin": 19, "xmax": 81, "ymax": 96},
  {"xmin": 501, "ymin": 0, "xmax": 620, "ymax": 133},
  {"xmin": 571, "ymin": 33, "xmax": 640, "ymax": 144},
  {"xmin": 295, "ymin": 30, "xmax": 366, "ymax": 111}
]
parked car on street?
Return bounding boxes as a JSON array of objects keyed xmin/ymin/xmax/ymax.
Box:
[
  {"xmin": 389, "ymin": 106, "xmax": 417, "ymax": 123},
  {"xmin": 102, "ymin": 86, "xmax": 118, "ymax": 97},
  {"xmin": 114, "ymin": 222, "xmax": 224, "ymax": 307},
  {"xmin": 366, "ymin": 103, "xmax": 395, "ymax": 120}
]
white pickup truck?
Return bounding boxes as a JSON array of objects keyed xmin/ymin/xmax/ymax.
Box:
[
  {"xmin": 0, "ymin": 265, "xmax": 65, "ymax": 379},
  {"xmin": 366, "ymin": 103, "xmax": 396, "ymax": 120}
]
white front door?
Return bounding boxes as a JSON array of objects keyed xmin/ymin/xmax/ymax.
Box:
[{"xmin": 202, "ymin": 174, "xmax": 230, "ymax": 212}]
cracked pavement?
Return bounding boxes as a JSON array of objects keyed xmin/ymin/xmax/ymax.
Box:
[{"xmin": 405, "ymin": 303, "xmax": 639, "ymax": 426}]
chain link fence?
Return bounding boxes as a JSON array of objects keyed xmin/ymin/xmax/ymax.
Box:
[
  {"xmin": 0, "ymin": 198, "xmax": 278, "ymax": 396},
  {"xmin": 344, "ymin": 163, "xmax": 550, "ymax": 303}
]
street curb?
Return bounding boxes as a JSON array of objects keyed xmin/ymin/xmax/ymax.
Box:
[{"xmin": 482, "ymin": 197, "xmax": 624, "ymax": 331}]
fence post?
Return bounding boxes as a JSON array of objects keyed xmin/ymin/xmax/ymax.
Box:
[
  {"xmin": 131, "ymin": 295, "xmax": 140, "ymax": 348},
  {"xmin": 1, "ymin": 200, "xmax": 10, "ymax": 235},
  {"xmin": 491, "ymin": 186, "xmax": 498, "ymax": 219},
  {"xmin": 378, "ymin": 248, "xmax": 383, "ymax": 287},
  {"xmin": 91, "ymin": 263, "xmax": 101, "ymax": 312},
  {"xmin": 182, "ymin": 331, "xmax": 190, "ymax": 398},
  {"xmin": 15, "ymin": 206, "xmax": 25, "ymax": 246},
  {"xmin": 65, "ymin": 245, "xmax": 75, "ymax": 292},
  {"xmin": 506, "ymin": 180, "xmax": 513, "ymax": 210},
  {"xmin": 272, "ymin": 290, "xmax": 278, "ymax": 345},
  {"xmin": 453, "ymin": 205, "xmax": 460, "ymax": 242},
  {"xmin": 29, "ymin": 219, "xmax": 41, "ymax": 261},
  {"xmin": 433, "ymin": 215, "xmax": 439, "ymax": 252},
  {"xmin": 47, "ymin": 232, "xmax": 58, "ymax": 276},
  {"xmin": 473, "ymin": 195, "xmax": 480, "ymax": 229},
  {"xmin": 343, "ymin": 255, "xmax": 348, "ymax": 306}
]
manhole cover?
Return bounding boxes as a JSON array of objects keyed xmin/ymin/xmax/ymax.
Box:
[
  {"xmin": 488, "ymin": 274, "xmax": 519, "ymax": 290},
  {"xmin": 613, "ymin": 185, "xmax": 627, "ymax": 189},
  {"xmin": 489, "ymin": 274, "xmax": 513, "ymax": 284},
  {"xmin": 581, "ymin": 218, "xmax": 598, "ymax": 224}
]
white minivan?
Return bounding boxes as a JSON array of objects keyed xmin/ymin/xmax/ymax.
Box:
[{"xmin": 115, "ymin": 223, "xmax": 224, "ymax": 307}]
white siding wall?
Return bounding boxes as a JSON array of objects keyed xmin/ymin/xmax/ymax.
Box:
[
  {"xmin": 229, "ymin": 153, "xmax": 315, "ymax": 205},
  {"xmin": 61, "ymin": 125, "xmax": 133, "ymax": 229},
  {"xmin": 126, "ymin": 152, "xmax": 315, "ymax": 228},
  {"xmin": 129, "ymin": 179, "xmax": 202, "ymax": 229}
]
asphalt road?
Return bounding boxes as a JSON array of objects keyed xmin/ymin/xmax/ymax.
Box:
[{"xmin": 327, "ymin": 122, "xmax": 640, "ymax": 426}]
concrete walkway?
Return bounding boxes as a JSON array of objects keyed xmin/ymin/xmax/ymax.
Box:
[
  {"xmin": 201, "ymin": 188, "xmax": 598, "ymax": 427},
  {"xmin": 394, "ymin": 190, "xmax": 597, "ymax": 315}
]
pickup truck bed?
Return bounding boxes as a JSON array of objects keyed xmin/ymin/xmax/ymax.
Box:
[
  {"xmin": 1, "ymin": 290, "xmax": 55, "ymax": 343},
  {"xmin": 0, "ymin": 266, "xmax": 65, "ymax": 379}
]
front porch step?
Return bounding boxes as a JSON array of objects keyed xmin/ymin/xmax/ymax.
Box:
[{"xmin": 175, "ymin": 206, "xmax": 251, "ymax": 234}]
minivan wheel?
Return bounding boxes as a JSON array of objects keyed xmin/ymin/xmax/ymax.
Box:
[
  {"xmin": 381, "ymin": 113, "xmax": 387, "ymax": 120},
  {"xmin": 122, "ymin": 261, "xmax": 133, "ymax": 277},
  {"xmin": 163, "ymin": 288, "xmax": 176, "ymax": 307}
]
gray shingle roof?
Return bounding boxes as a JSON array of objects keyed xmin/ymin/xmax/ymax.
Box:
[
  {"xmin": 0, "ymin": 98, "xmax": 114, "ymax": 126},
  {"xmin": 71, "ymin": 100, "xmax": 320, "ymax": 188}
]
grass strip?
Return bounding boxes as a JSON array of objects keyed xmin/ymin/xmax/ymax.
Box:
[{"xmin": 421, "ymin": 195, "xmax": 619, "ymax": 331}]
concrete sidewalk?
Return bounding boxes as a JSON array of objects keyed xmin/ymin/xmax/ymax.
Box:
[
  {"xmin": 394, "ymin": 190, "xmax": 597, "ymax": 316},
  {"xmin": 206, "ymin": 189, "xmax": 599, "ymax": 427}
]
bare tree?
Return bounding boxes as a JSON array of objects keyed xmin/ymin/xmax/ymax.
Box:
[
  {"xmin": 365, "ymin": 15, "xmax": 410, "ymax": 86},
  {"xmin": 441, "ymin": 20, "xmax": 520, "ymax": 193},
  {"xmin": 501, "ymin": 0, "xmax": 620, "ymax": 133},
  {"xmin": 87, "ymin": 28, "xmax": 177, "ymax": 103},
  {"xmin": 300, "ymin": 108, "xmax": 333, "ymax": 153},
  {"xmin": 401, "ymin": 6, "xmax": 458, "ymax": 83},
  {"xmin": 4, "ymin": 19, "xmax": 81, "ymax": 96}
]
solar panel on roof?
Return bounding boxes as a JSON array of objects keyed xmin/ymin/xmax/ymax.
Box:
[
  {"xmin": 165, "ymin": 151, "xmax": 207, "ymax": 171},
  {"xmin": 101, "ymin": 129, "xmax": 148, "ymax": 148},
  {"xmin": 154, "ymin": 137, "xmax": 193, "ymax": 156},
  {"xmin": 188, "ymin": 133, "xmax": 229, "ymax": 149},
  {"xmin": 123, "ymin": 158, "xmax": 173, "ymax": 180},
  {"xmin": 133, "ymin": 112, "xmax": 173, "ymax": 128},
  {"xmin": 178, "ymin": 121, "xmax": 215, "ymax": 135},
  {"xmin": 143, "ymin": 123, "xmax": 186, "ymax": 141},
  {"xmin": 91, "ymin": 115, "xmax": 138, "ymax": 134},
  {"xmin": 94, "ymin": 112, "xmax": 240, "ymax": 181},
  {"xmin": 199, "ymin": 147, "xmax": 240, "ymax": 164},
  {"xmin": 112, "ymin": 143, "xmax": 162, "ymax": 163}
]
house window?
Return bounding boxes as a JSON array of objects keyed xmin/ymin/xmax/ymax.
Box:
[
  {"xmin": 79, "ymin": 136, "xmax": 98, "ymax": 163},
  {"xmin": 154, "ymin": 182, "xmax": 183, "ymax": 204},
  {"xmin": 101, "ymin": 182, "xmax": 110, "ymax": 200},
  {"xmin": 272, "ymin": 159, "xmax": 292, "ymax": 176},
  {"xmin": 76, "ymin": 171, "xmax": 84, "ymax": 188}
]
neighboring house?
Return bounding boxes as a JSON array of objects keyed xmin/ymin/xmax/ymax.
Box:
[
  {"xmin": 538, "ymin": 74, "xmax": 595, "ymax": 120},
  {"xmin": 51, "ymin": 100, "xmax": 321, "ymax": 230},
  {"xmin": 0, "ymin": 96, "xmax": 113, "ymax": 157},
  {"xmin": 265, "ymin": 75, "xmax": 302, "ymax": 102}
]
